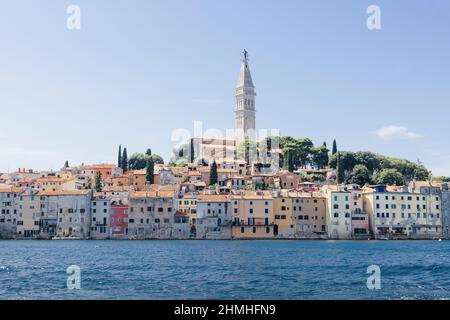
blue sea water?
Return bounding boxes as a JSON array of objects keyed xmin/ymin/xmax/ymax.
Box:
[{"xmin": 0, "ymin": 240, "xmax": 449, "ymax": 300}]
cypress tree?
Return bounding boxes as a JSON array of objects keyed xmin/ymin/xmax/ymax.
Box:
[
  {"xmin": 118, "ymin": 145, "xmax": 122, "ymax": 168},
  {"xmin": 95, "ymin": 172, "xmax": 102, "ymax": 192},
  {"xmin": 332, "ymin": 139, "xmax": 337, "ymax": 155},
  {"xmin": 64, "ymin": 160, "xmax": 69, "ymax": 168},
  {"xmin": 145, "ymin": 148, "xmax": 152, "ymax": 156},
  {"xmin": 122, "ymin": 148, "xmax": 128, "ymax": 172},
  {"xmin": 189, "ymin": 139, "xmax": 195, "ymax": 163},
  {"xmin": 209, "ymin": 159, "xmax": 218, "ymax": 185},
  {"xmin": 146, "ymin": 159, "xmax": 154, "ymax": 184},
  {"xmin": 287, "ymin": 150, "xmax": 294, "ymax": 172},
  {"xmin": 337, "ymin": 152, "xmax": 345, "ymax": 184}
]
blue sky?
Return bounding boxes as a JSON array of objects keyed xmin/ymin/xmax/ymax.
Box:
[{"xmin": 0, "ymin": 0, "xmax": 449, "ymax": 175}]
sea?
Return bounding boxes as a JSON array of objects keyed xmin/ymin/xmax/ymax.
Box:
[{"xmin": 0, "ymin": 240, "xmax": 449, "ymax": 300}]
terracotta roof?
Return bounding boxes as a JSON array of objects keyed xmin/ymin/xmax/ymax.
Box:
[
  {"xmin": 197, "ymin": 194, "xmax": 230, "ymax": 202},
  {"xmin": 129, "ymin": 190, "xmax": 176, "ymax": 198},
  {"xmin": 38, "ymin": 190, "xmax": 91, "ymax": 196},
  {"xmin": 80, "ymin": 164, "xmax": 115, "ymax": 170},
  {"xmin": 36, "ymin": 177, "xmax": 69, "ymax": 183},
  {"xmin": 0, "ymin": 186, "xmax": 20, "ymax": 193}
]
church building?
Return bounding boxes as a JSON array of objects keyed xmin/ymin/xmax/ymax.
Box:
[{"xmin": 191, "ymin": 50, "xmax": 258, "ymax": 165}]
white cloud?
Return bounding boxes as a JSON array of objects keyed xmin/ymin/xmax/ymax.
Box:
[{"xmin": 375, "ymin": 125, "xmax": 421, "ymax": 140}]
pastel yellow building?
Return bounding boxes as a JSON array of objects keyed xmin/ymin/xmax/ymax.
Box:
[
  {"xmin": 272, "ymin": 191, "xmax": 295, "ymax": 238},
  {"xmin": 17, "ymin": 189, "xmax": 41, "ymax": 238},
  {"xmin": 35, "ymin": 177, "xmax": 68, "ymax": 192},
  {"xmin": 231, "ymin": 191, "xmax": 274, "ymax": 238}
]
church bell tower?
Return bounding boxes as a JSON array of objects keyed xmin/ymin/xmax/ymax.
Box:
[{"xmin": 235, "ymin": 50, "xmax": 256, "ymax": 147}]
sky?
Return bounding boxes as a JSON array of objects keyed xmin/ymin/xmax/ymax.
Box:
[{"xmin": 0, "ymin": 0, "xmax": 449, "ymax": 175}]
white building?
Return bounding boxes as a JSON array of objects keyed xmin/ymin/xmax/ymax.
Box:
[
  {"xmin": 90, "ymin": 196, "xmax": 110, "ymax": 239},
  {"xmin": 0, "ymin": 187, "xmax": 18, "ymax": 238},
  {"xmin": 196, "ymin": 194, "xmax": 231, "ymax": 239}
]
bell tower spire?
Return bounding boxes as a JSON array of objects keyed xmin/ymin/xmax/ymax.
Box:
[{"xmin": 235, "ymin": 49, "xmax": 256, "ymax": 148}]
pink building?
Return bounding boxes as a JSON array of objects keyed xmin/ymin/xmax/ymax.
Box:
[
  {"xmin": 109, "ymin": 204, "xmax": 128, "ymax": 238},
  {"xmin": 351, "ymin": 208, "xmax": 369, "ymax": 237}
]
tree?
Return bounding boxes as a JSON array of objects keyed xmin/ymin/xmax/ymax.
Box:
[
  {"xmin": 149, "ymin": 154, "xmax": 164, "ymax": 165},
  {"xmin": 128, "ymin": 153, "xmax": 148, "ymax": 170},
  {"xmin": 145, "ymin": 148, "xmax": 152, "ymax": 156},
  {"xmin": 337, "ymin": 153, "xmax": 345, "ymax": 184},
  {"xmin": 375, "ymin": 169, "xmax": 406, "ymax": 186},
  {"xmin": 121, "ymin": 148, "xmax": 128, "ymax": 172},
  {"xmin": 146, "ymin": 159, "xmax": 154, "ymax": 184},
  {"xmin": 237, "ymin": 138, "xmax": 257, "ymax": 164},
  {"xmin": 311, "ymin": 145, "xmax": 329, "ymax": 169},
  {"xmin": 295, "ymin": 138, "xmax": 314, "ymax": 168},
  {"xmin": 95, "ymin": 172, "xmax": 102, "ymax": 192},
  {"xmin": 349, "ymin": 164, "xmax": 371, "ymax": 186},
  {"xmin": 209, "ymin": 159, "xmax": 218, "ymax": 185},
  {"xmin": 118, "ymin": 145, "xmax": 122, "ymax": 168},
  {"xmin": 64, "ymin": 160, "xmax": 69, "ymax": 168},
  {"xmin": 189, "ymin": 139, "xmax": 195, "ymax": 163},
  {"xmin": 285, "ymin": 149, "xmax": 294, "ymax": 172},
  {"xmin": 433, "ymin": 176, "xmax": 450, "ymax": 182},
  {"xmin": 332, "ymin": 139, "xmax": 337, "ymax": 155},
  {"xmin": 303, "ymin": 174, "xmax": 326, "ymax": 182},
  {"xmin": 414, "ymin": 166, "xmax": 431, "ymax": 181}
]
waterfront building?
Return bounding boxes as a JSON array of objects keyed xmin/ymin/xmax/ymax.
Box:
[
  {"xmin": 49, "ymin": 190, "xmax": 92, "ymax": 239},
  {"xmin": 0, "ymin": 187, "xmax": 18, "ymax": 238},
  {"xmin": 273, "ymin": 191, "xmax": 295, "ymax": 238},
  {"xmin": 441, "ymin": 183, "xmax": 450, "ymax": 239},
  {"xmin": 196, "ymin": 194, "xmax": 231, "ymax": 239},
  {"xmin": 177, "ymin": 193, "xmax": 198, "ymax": 232},
  {"xmin": 90, "ymin": 196, "xmax": 110, "ymax": 239},
  {"xmin": 345, "ymin": 184, "xmax": 369, "ymax": 238},
  {"xmin": 128, "ymin": 189, "xmax": 177, "ymax": 239},
  {"xmin": 288, "ymin": 191, "xmax": 327, "ymax": 238},
  {"xmin": 150, "ymin": 190, "xmax": 177, "ymax": 239},
  {"xmin": 321, "ymin": 185, "xmax": 354, "ymax": 239},
  {"xmin": 128, "ymin": 191, "xmax": 153, "ymax": 239},
  {"xmin": 16, "ymin": 189, "xmax": 41, "ymax": 238},
  {"xmin": 363, "ymin": 185, "xmax": 442, "ymax": 239},
  {"xmin": 172, "ymin": 212, "xmax": 191, "ymax": 239},
  {"xmin": 110, "ymin": 202, "xmax": 129, "ymax": 239},
  {"xmin": 231, "ymin": 191, "xmax": 274, "ymax": 239}
]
